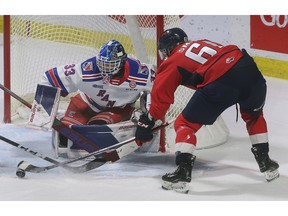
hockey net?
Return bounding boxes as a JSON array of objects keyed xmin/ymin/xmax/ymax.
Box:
[{"xmin": 3, "ymin": 15, "xmax": 229, "ymax": 152}]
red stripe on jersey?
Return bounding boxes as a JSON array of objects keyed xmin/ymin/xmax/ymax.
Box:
[
  {"xmin": 128, "ymin": 76, "xmax": 147, "ymax": 83},
  {"xmin": 83, "ymin": 74, "xmax": 101, "ymax": 79},
  {"xmin": 48, "ymin": 69, "xmax": 62, "ymax": 89}
]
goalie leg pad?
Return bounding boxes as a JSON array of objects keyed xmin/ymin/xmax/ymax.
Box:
[
  {"xmin": 52, "ymin": 129, "xmax": 68, "ymax": 158},
  {"xmin": 52, "ymin": 128, "xmax": 89, "ymax": 159},
  {"xmin": 67, "ymin": 139, "xmax": 89, "ymax": 159}
]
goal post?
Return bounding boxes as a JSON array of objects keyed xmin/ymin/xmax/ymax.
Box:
[
  {"xmin": 3, "ymin": 15, "xmax": 11, "ymax": 124},
  {"xmin": 2, "ymin": 15, "xmax": 229, "ymax": 152}
]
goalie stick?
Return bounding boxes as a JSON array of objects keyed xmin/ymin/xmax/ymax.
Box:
[
  {"xmin": 0, "ymin": 83, "xmax": 112, "ymax": 158},
  {"xmin": 15, "ymin": 120, "xmax": 173, "ymax": 175},
  {"xmin": 0, "ymin": 135, "xmax": 106, "ymax": 176}
]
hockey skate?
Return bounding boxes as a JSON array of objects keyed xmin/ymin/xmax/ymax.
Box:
[
  {"xmin": 251, "ymin": 146, "xmax": 279, "ymax": 182},
  {"xmin": 162, "ymin": 155, "xmax": 196, "ymax": 193}
]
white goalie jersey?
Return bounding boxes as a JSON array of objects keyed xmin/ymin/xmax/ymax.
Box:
[{"xmin": 40, "ymin": 56, "xmax": 156, "ymax": 112}]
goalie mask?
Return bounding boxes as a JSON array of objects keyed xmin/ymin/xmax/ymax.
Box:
[
  {"xmin": 158, "ymin": 27, "xmax": 188, "ymax": 60},
  {"xmin": 97, "ymin": 40, "xmax": 127, "ymax": 78}
]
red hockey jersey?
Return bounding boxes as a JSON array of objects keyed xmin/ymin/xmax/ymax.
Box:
[{"xmin": 150, "ymin": 39, "xmax": 243, "ymax": 120}]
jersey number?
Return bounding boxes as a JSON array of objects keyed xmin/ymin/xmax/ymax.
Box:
[
  {"xmin": 64, "ymin": 64, "xmax": 76, "ymax": 76},
  {"xmin": 184, "ymin": 42, "xmax": 221, "ymax": 64}
]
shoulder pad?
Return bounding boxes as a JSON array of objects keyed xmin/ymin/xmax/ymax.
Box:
[
  {"xmin": 81, "ymin": 57, "xmax": 102, "ymax": 82},
  {"xmin": 126, "ymin": 58, "xmax": 149, "ymax": 79},
  {"xmin": 81, "ymin": 57, "xmax": 97, "ymax": 73}
]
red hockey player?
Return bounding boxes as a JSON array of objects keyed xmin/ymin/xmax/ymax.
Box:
[{"xmin": 135, "ymin": 27, "xmax": 279, "ymax": 193}]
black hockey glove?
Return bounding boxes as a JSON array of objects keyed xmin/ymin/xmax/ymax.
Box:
[
  {"xmin": 177, "ymin": 66, "xmax": 204, "ymax": 87},
  {"xmin": 135, "ymin": 114, "xmax": 155, "ymax": 146}
]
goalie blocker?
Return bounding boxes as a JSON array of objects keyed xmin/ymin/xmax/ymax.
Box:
[{"xmin": 28, "ymin": 84, "xmax": 61, "ymax": 129}]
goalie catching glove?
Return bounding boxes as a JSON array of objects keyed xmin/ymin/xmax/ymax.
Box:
[{"xmin": 135, "ymin": 113, "xmax": 155, "ymax": 146}]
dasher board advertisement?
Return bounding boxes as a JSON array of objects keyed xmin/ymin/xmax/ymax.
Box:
[{"xmin": 251, "ymin": 15, "xmax": 288, "ymax": 54}]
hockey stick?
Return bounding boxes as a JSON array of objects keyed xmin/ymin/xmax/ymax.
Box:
[
  {"xmin": 0, "ymin": 135, "xmax": 106, "ymax": 177},
  {"xmin": 16, "ymin": 120, "xmax": 174, "ymax": 174},
  {"xmin": 16, "ymin": 158, "xmax": 106, "ymax": 176},
  {"xmin": 0, "ymin": 83, "xmax": 111, "ymax": 157}
]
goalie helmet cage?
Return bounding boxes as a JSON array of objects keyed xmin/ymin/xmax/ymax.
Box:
[{"xmin": 3, "ymin": 15, "xmax": 229, "ymax": 152}]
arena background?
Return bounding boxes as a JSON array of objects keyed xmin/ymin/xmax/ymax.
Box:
[{"xmin": 1, "ymin": 15, "xmax": 287, "ymax": 80}]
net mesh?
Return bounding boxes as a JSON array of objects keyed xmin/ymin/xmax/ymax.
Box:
[{"xmin": 8, "ymin": 15, "xmax": 227, "ymax": 150}]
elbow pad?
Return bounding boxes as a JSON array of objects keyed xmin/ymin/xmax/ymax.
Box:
[{"xmin": 178, "ymin": 66, "xmax": 204, "ymax": 87}]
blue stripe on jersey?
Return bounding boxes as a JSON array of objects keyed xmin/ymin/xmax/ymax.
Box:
[
  {"xmin": 53, "ymin": 69, "xmax": 68, "ymax": 94},
  {"xmin": 45, "ymin": 71, "xmax": 54, "ymax": 85},
  {"xmin": 45, "ymin": 68, "xmax": 69, "ymax": 96},
  {"xmin": 82, "ymin": 77, "xmax": 102, "ymax": 82},
  {"xmin": 82, "ymin": 70, "xmax": 96, "ymax": 75}
]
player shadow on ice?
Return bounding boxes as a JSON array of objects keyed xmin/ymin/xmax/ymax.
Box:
[
  {"xmin": 93, "ymin": 150, "xmax": 287, "ymax": 200},
  {"xmin": 185, "ymin": 167, "xmax": 287, "ymax": 200}
]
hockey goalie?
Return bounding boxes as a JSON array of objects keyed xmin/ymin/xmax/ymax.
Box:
[
  {"xmin": 28, "ymin": 39, "xmax": 229, "ymax": 161},
  {"xmin": 28, "ymin": 40, "xmax": 161, "ymax": 159}
]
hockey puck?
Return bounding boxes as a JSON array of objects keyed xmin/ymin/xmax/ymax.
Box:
[{"xmin": 16, "ymin": 169, "xmax": 26, "ymax": 178}]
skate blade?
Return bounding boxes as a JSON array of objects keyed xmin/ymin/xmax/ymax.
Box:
[
  {"xmin": 57, "ymin": 147, "xmax": 68, "ymax": 158},
  {"xmin": 162, "ymin": 181, "xmax": 189, "ymax": 194},
  {"xmin": 265, "ymin": 169, "xmax": 280, "ymax": 182}
]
